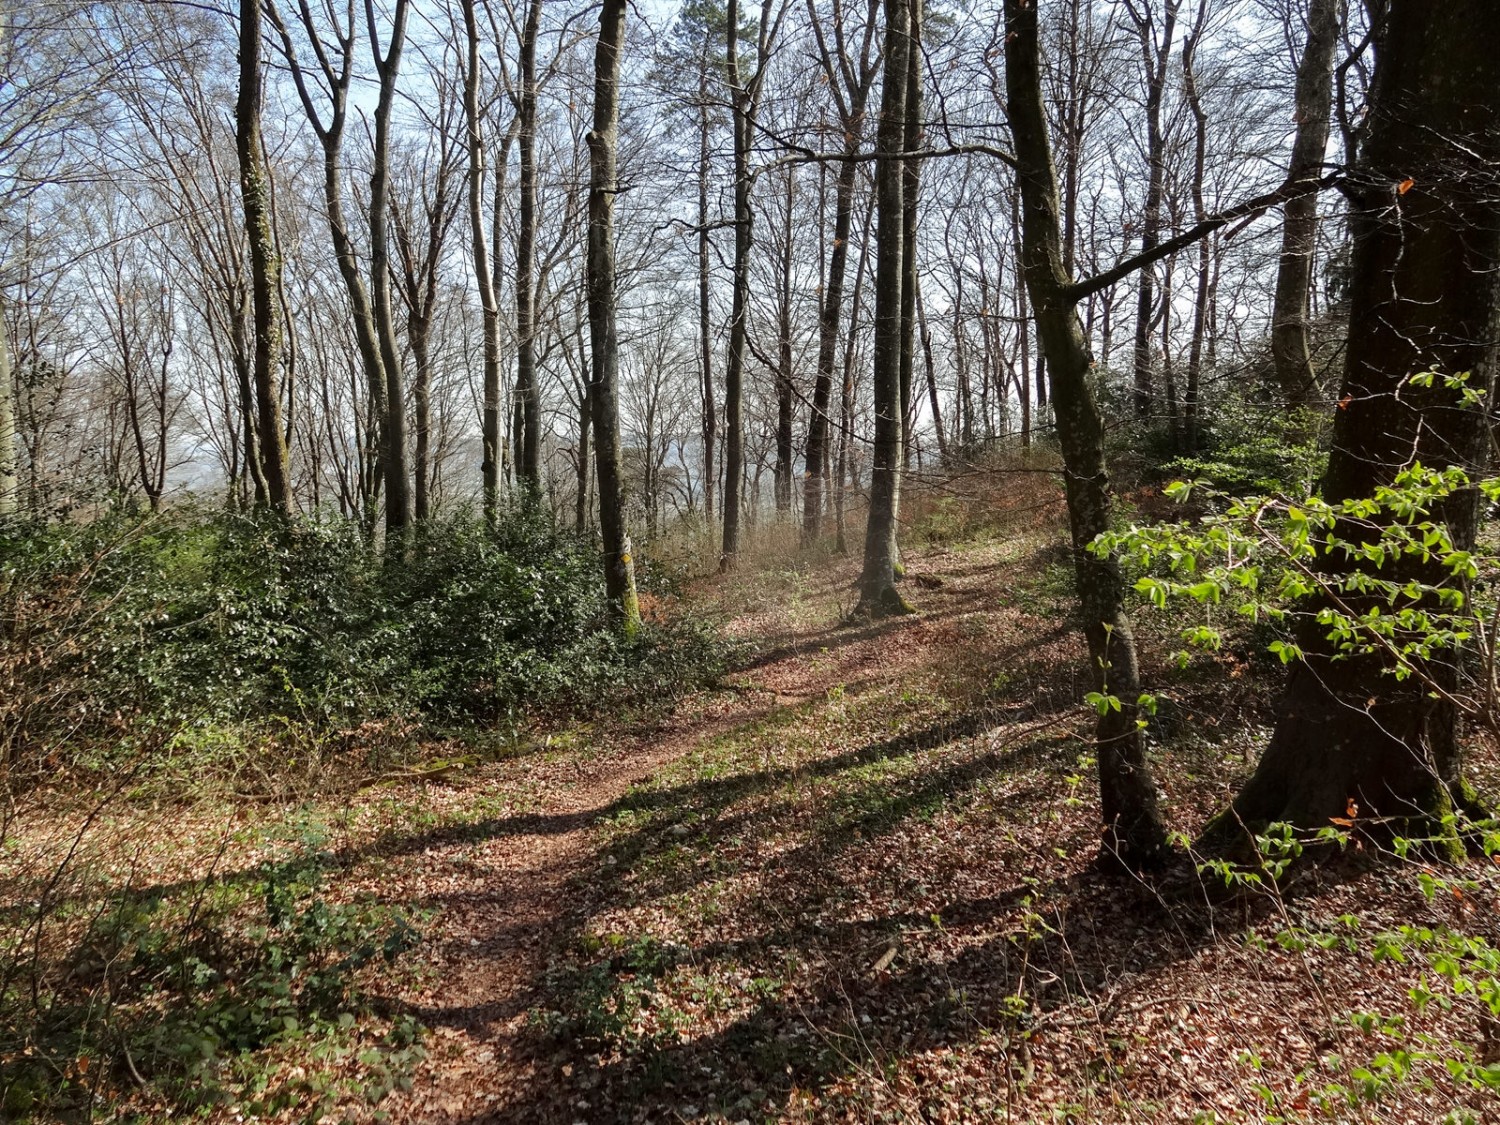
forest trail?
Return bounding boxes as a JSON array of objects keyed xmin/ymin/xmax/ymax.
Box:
[{"xmin": 377, "ymin": 540, "xmax": 1046, "ymax": 1122}]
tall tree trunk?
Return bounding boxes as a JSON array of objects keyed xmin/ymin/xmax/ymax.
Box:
[
  {"xmin": 515, "ymin": 0, "xmax": 543, "ymax": 495},
  {"xmin": 1218, "ymin": 0, "xmax": 1500, "ymax": 844},
  {"xmin": 897, "ymin": 0, "xmax": 922, "ymax": 473},
  {"xmin": 1270, "ymin": 0, "xmax": 1339, "ymax": 406},
  {"xmin": 267, "ymin": 0, "xmax": 408, "ymax": 538},
  {"xmin": 1182, "ymin": 2, "xmax": 1210, "ymax": 452},
  {"xmin": 804, "ymin": 156, "xmax": 860, "ymax": 545},
  {"xmin": 855, "ymin": 0, "xmax": 913, "ymax": 618},
  {"xmin": 774, "ymin": 169, "xmax": 795, "ymax": 514},
  {"xmin": 0, "ymin": 294, "xmax": 15, "ymax": 518},
  {"xmin": 236, "ymin": 0, "xmax": 292, "ymax": 514},
  {"xmin": 1004, "ymin": 0, "xmax": 1168, "ymax": 868},
  {"xmin": 367, "ymin": 0, "xmax": 412, "ymax": 537},
  {"xmin": 720, "ymin": 0, "xmax": 752, "ymax": 568},
  {"xmin": 1127, "ymin": 0, "xmax": 1179, "ymax": 422},
  {"xmin": 697, "ymin": 60, "xmax": 716, "ymax": 525},
  {"xmin": 587, "ymin": 0, "xmax": 642, "ymax": 635},
  {"xmin": 836, "ymin": 193, "xmax": 873, "ymax": 556},
  {"xmin": 461, "ymin": 0, "xmax": 504, "ymax": 524}
]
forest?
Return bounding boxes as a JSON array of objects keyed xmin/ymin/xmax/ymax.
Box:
[{"xmin": 2, "ymin": 0, "xmax": 1499, "ymax": 1120}]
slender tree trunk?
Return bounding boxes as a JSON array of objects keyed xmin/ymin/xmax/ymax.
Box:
[
  {"xmin": 0, "ymin": 295, "xmax": 15, "ymax": 518},
  {"xmin": 697, "ymin": 66, "xmax": 716, "ymax": 525},
  {"xmin": 1270, "ymin": 0, "xmax": 1339, "ymax": 406},
  {"xmin": 1004, "ymin": 0, "xmax": 1168, "ymax": 868},
  {"xmin": 836, "ymin": 194, "xmax": 873, "ymax": 556},
  {"xmin": 803, "ymin": 157, "xmax": 859, "ymax": 545},
  {"xmin": 917, "ymin": 280, "xmax": 946, "ymax": 459},
  {"xmin": 897, "ymin": 0, "xmax": 923, "ymax": 473},
  {"xmin": 1217, "ymin": 0, "xmax": 1500, "ymax": 845},
  {"xmin": 462, "ymin": 0, "xmax": 504, "ymax": 524},
  {"xmin": 587, "ymin": 0, "xmax": 642, "ymax": 635},
  {"xmin": 1128, "ymin": 0, "xmax": 1179, "ymax": 422},
  {"xmin": 515, "ymin": 0, "xmax": 543, "ymax": 495},
  {"xmin": 720, "ymin": 0, "xmax": 752, "ymax": 568},
  {"xmin": 855, "ymin": 0, "xmax": 914, "ymax": 618},
  {"xmin": 774, "ymin": 170, "xmax": 795, "ymax": 513},
  {"xmin": 236, "ymin": 0, "xmax": 292, "ymax": 514},
  {"xmin": 1182, "ymin": 4, "xmax": 1210, "ymax": 452}
]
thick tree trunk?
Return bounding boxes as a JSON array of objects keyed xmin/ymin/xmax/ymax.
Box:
[
  {"xmin": 1220, "ymin": 0, "xmax": 1500, "ymax": 846},
  {"xmin": 587, "ymin": 0, "xmax": 642, "ymax": 635},
  {"xmin": 1004, "ymin": 0, "xmax": 1168, "ymax": 868},
  {"xmin": 1270, "ymin": 0, "xmax": 1339, "ymax": 406},
  {"xmin": 236, "ymin": 0, "xmax": 292, "ymax": 515},
  {"xmin": 854, "ymin": 0, "xmax": 913, "ymax": 618},
  {"xmin": 368, "ymin": 0, "xmax": 412, "ymax": 536}
]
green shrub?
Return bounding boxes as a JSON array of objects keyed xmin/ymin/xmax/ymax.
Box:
[{"xmin": 0, "ymin": 506, "xmax": 732, "ymax": 787}]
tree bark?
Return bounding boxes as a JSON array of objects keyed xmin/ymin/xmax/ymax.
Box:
[
  {"xmin": 1126, "ymin": 0, "xmax": 1179, "ymax": 422},
  {"xmin": 854, "ymin": 0, "xmax": 913, "ymax": 618},
  {"xmin": 1270, "ymin": 0, "xmax": 1339, "ymax": 407},
  {"xmin": 720, "ymin": 0, "xmax": 751, "ymax": 568},
  {"xmin": 1004, "ymin": 0, "xmax": 1168, "ymax": 868},
  {"xmin": 697, "ymin": 50, "xmax": 716, "ymax": 525},
  {"xmin": 236, "ymin": 0, "xmax": 293, "ymax": 514},
  {"xmin": 514, "ymin": 0, "xmax": 543, "ymax": 496},
  {"xmin": 0, "ymin": 294, "xmax": 15, "ymax": 518},
  {"xmin": 461, "ymin": 0, "xmax": 504, "ymax": 524},
  {"xmin": 366, "ymin": 0, "xmax": 412, "ymax": 536},
  {"xmin": 1218, "ymin": 0, "xmax": 1500, "ymax": 845},
  {"xmin": 587, "ymin": 0, "xmax": 642, "ymax": 635},
  {"xmin": 802, "ymin": 0, "xmax": 878, "ymax": 546}
]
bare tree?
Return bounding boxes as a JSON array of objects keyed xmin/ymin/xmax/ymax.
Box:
[{"xmin": 586, "ymin": 0, "xmax": 641, "ymax": 633}]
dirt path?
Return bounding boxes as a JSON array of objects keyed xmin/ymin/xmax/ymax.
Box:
[
  {"xmin": 376, "ymin": 553, "xmax": 995, "ymax": 1122},
  {"xmin": 380, "ymin": 673, "xmax": 789, "ymax": 1122}
]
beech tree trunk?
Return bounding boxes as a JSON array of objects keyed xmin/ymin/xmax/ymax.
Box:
[
  {"xmin": 1004, "ymin": 0, "xmax": 1168, "ymax": 868},
  {"xmin": 719, "ymin": 0, "xmax": 751, "ymax": 568},
  {"xmin": 1126, "ymin": 0, "xmax": 1178, "ymax": 422},
  {"xmin": 1220, "ymin": 0, "xmax": 1500, "ymax": 845},
  {"xmin": 854, "ymin": 0, "xmax": 913, "ymax": 618},
  {"xmin": 0, "ymin": 295, "xmax": 15, "ymax": 518},
  {"xmin": 587, "ymin": 0, "xmax": 642, "ymax": 635},
  {"xmin": 461, "ymin": 0, "xmax": 504, "ymax": 524},
  {"xmin": 1270, "ymin": 0, "xmax": 1339, "ymax": 407},
  {"xmin": 515, "ymin": 0, "xmax": 543, "ymax": 496},
  {"xmin": 236, "ymin": 0, "xmax": 292, "ymax": 514}
]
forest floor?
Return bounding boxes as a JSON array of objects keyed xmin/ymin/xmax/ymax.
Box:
[{"xmin": 6, "ymin": 510, "xmax": 1499, "ymax": 1124}]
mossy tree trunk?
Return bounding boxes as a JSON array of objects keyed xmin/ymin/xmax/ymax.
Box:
[
  {"xmin": 587, "ymin": 0, "xmax": 642, "ymax": 636},
  {"xmin": 1220, "ymin": 0, "xmax": 1500, "ymax": 848},
  {"xmin": 1003, "ymin": 0, "xmax": 1168, "ymax": 868},
  {"xmin": 236, "ymin": 0, "xmax": 292, "ymax": 515}
]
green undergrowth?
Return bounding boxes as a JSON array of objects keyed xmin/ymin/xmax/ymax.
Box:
[
  {"xmin": 0, "ymin": 505, "xmax": 735, "ymax": 795},
  {"xmin": 0, "ymin": 822, "xmax": 425, "ymax": 1121}
]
